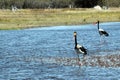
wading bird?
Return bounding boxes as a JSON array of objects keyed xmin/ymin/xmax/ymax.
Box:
[
  {"xmin": 96, "ymin": 20, "xmax": 109, "ymax": 37},
  {"xmin": 74, "ymin": 32, "xmax": 87, "ymax": 56}
]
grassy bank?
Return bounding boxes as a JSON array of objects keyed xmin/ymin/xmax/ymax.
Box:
[{"xmin": 0, "ymin": 8, "xmax": 120, "ymax": 30}]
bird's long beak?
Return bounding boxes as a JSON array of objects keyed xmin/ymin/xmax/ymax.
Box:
[
  {"xmin": 93, "ymin": 22, "xmax": 97, "ymax": 25},
  {"xmin": 93, "ymin": 20, "xmax": 100, "ymax": 26}
]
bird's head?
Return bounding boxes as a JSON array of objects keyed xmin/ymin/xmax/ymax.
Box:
[
  {"xmin": 97, "ymin": 20, "xmax": 99, "ymax": 23},
  {"xmin": 93, "ymin": 20, "xmax": 99, "ymax": 25},
  {"xmin": 74, "ymin": 32, "xmax": 77, "ymax": 37}
]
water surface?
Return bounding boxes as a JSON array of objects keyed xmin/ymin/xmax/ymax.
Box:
[{"xmin": 0, "ymin": 22, "xmax": 120, "ymax": 80}]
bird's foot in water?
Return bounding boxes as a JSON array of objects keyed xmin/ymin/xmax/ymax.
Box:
[{"xmin": 77, "ymin": 62, "xmax": 83, "ymax": 66}]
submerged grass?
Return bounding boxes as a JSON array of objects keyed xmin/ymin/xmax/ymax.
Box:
[{"xmin": 0, "ymin": 8, "xmax": 120, "ymax": 30}]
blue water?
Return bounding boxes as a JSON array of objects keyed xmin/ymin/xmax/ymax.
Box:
[{"xmin": 0, "ymin": 22, "xmax": 120, "ymax": 80}]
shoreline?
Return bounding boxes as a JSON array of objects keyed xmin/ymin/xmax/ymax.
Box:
[{"xmin": 0, "ymin": 8, "xmax": 120, "ymax": 30}]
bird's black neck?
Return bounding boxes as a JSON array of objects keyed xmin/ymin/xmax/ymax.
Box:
[
  {"xmin": 97, "ymin": 21, "xmax": 99, "ymax": 30},
  {"xmin": 74, "ymin": 35, "xmax": 77, "ymax": 49}
]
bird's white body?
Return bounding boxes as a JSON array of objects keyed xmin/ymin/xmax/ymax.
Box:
[
  {"xmin": 77, "ymin": 44, "xmax": 86, "ymax": 54},
  {"xmin": 99, "ymin": 28, "xmax": 104, "ymax": 31},
  {"xmin": 77, "ymin": 44, "xmax": 82, "ymax": 48}
]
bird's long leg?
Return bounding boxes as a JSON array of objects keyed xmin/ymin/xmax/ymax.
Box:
[
  {"xmin": 82, "ymin": 55, "xmax": 88, "ymax": 66},
  {"xmin": 77, "ymin": 54, "xmax": 80, "ymax": 62},
  {"xmin": 99, "ymin": 37, "xmax": 103, "ymax": 50},
  {"xmin": 76, "ymin": 54, "xmax": 81, "ymax": 67},
  {"xmin": 100, "ymin": 36, "xmax": 104, "ymax": 45},
  {"xmin": 75, "ymin": 50, "xmax": 81, "ymax": 67},
  {"xmin": 100, "ymin": 35, "xmax": 102, "ymax": 43},
  {"xmin": 103, "ymin": 36, "xmax": 107, "ymax": 44}
]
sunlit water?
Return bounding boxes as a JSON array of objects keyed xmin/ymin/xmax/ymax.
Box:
[{"xmin": 0, "ymin": 22, "xmax": 120, "ymax": 80}]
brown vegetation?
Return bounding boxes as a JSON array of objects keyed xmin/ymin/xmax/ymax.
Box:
[{"xmin": 0, "ymin": 8, "xmax": 120, "ymax": 30}]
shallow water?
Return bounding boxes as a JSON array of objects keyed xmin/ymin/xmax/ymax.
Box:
[{"xmin": 0, "ymin": 22, "xmax": 120, "ymax": 80}]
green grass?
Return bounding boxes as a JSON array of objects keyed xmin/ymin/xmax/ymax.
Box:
[{"xmin": 0, "ymin": 8, "xmax": 120, "ymax": 30}]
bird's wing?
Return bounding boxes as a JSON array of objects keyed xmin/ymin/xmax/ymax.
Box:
[
  {"xmin": 77, "ymin": 44, "xmax": 86, "ymax": 50},
  {"xmin": 76, "ymin": 44, "xmax": 87, "ymax": 54},
  {"xmin": 101, "ymin": 31, "xmax": 108, "ymax": 34},
  {"xmin": 99, "ymin": 29, "xmax": 109, "ymax": 36},
  {"xmin": 80, "ymin": 46, "xmax": 87, "ymax": 51}
]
